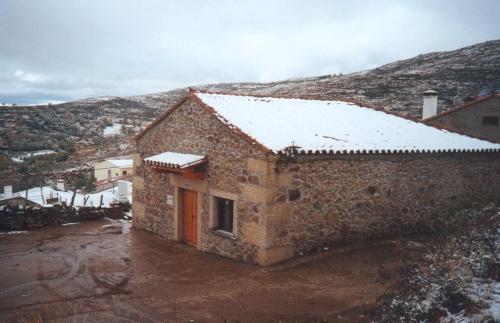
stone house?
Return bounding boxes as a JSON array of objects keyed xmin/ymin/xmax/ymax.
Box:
[
  {"xmin": 424, "ymin": 92, "xmax": 500, "ymax": 143},
  {"xmin": 132, "ymin": 90, "xmax": 500, "ymax": 265}
]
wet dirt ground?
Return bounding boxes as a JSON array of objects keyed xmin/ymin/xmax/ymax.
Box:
[{"xmin": 0, "ymin": 220, "xmax": 407, "ymax": 322}]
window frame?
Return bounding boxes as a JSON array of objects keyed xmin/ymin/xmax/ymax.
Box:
[
  {"xmin": 209, "ymin": 190, "xmax": 238, "ymax": 238},
  {"xmin": 214, "ymin": 196, "xmax": 234, "ymax": 233}
]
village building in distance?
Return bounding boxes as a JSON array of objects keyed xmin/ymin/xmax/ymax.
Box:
[
  {"xmin": 132, "ymin": 90, "xmax": 500, "ymax": 265},
  {"xmin": 424, "ymin": 92, "xmax": 500, "ymax": 143},
  {"xmin": 93, "ymin": 159, "xmax": 133, "ymax": 182}
]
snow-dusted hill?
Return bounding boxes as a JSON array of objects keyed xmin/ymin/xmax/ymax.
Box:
[
  {"xmin": 1, "ymin": 39, "xmax": 499, "ymax": 154},
  {"xmin": 123, "ymin": 39, "xmax": 500, "ymax": 118}
]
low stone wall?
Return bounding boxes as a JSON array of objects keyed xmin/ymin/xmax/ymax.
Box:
[
  {"xmin": 0, "ymin": 205, "xmax": 127, "ymax": 230},
  {"xmin": 271, "ymin": 152, "xmax": 500, "ymax": 255},
  {"xmin": 0, "ymin": 196, "xmax": 40, "ymax": 207}
]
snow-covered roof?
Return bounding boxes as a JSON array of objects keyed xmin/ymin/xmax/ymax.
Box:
[
  {"xmin": 195, "ymin": 92, "xmax": 500, "ymax": 153},
  {"xmin": 107, "ymin": 159, "xmax": 133, "ymax": 168},
  {"xmin": 144, "ymin": 152, "xmax": 206, "ymax": 169}
]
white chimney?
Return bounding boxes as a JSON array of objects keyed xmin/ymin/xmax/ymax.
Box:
[
  {"xmin": 3, "ymin": 185, "xmax": 12, "ymax": 198},
  {"xmin": 118, "ymin": 180, "xmax": 128, "ymax": 198},
  {"xmin": 56, "ymin": 179, "xmax": 65, "ymax": 191},
  {"xmin": 422, "ymin": 90, "xmax": 438, "ymax": 119}
]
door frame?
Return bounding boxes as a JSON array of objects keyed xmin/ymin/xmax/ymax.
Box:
[
  {"xmin": 172, "ymin": 174, "xmax": 206, "ymax": 250},
  {"xmin": 180, "ymin": 188, "xmax": 198, "ymax": 247}
]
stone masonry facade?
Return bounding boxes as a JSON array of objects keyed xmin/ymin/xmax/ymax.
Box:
[
  {"xmin": 133, "ymin": 95, "xmax": 500, "ymax": 265},
  {"xmin": 270, "ymin": 152, "xmax": 500, "ymax": 254},
  {"xmin": 133, "ymin": 97, "xmax": 273, "ymax": 264}
]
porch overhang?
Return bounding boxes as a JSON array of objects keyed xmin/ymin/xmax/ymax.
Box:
[{"xmin": 144, "ymin": 152, "xmax": 207, "ymax": 180}]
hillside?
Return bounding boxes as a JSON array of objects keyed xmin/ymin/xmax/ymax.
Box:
[
  {"xmin": 196, "ymin": 39, "xmax": 500, "ymax": 117},
  {"xmin": 0, "ymin": 39, "xmax": 499, "ymax": 159}
]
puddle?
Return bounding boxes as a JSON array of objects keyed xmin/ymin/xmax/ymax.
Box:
[
  {"xmin": 101, "ymin": 222, "xmax": 131, "ymax": 234},
  {"xmin": 0, "ymin": 231, "xmax": 29, "ymax": 235},
  {"xmin": 61, "ymin": 222, "xmax": 80, "ymax": 226},
  {"xmin": 121, "ymin": 223, "xmax": 131, "ymax": 234}
]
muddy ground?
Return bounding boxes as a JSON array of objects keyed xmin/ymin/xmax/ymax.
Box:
[{"xmin": 0, "ymin": 220, "xmax": 411, "ymax": 322}]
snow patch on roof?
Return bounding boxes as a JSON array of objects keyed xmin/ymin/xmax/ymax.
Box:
[
  {"xmin": 107, "ymin": 159, "xmax": 133, "ymax": 168},
  {"xmin": 144, "ymin": 152, "xmax": 205, "ymax": 169},
  {"xmin": 195, "ymin": 92, "xmax": 500, "ymax": 153}
]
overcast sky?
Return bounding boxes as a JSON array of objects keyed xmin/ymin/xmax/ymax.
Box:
[{"xmin": 1, "ymin": 0, "xmax": 499, "ymax": 105}]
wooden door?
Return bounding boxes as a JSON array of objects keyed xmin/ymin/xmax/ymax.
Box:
[{"xmin": 182, "ymin": 189, "xmax": 198, "ymax": 246}]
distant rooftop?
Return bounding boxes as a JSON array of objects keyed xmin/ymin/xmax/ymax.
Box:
[{"xmin": 107, "ymin": 159, "xmax": 133, "ymax": 168}]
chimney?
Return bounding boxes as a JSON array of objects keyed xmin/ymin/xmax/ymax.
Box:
[
  {"xmin": 118, "ymin": 180, "xmax": 128, "ymax": 198},
  {"xmin": 56, "ymin": 179, "xmax": 65, "ymax": 191},
  {"xmin": 3, "ymin": 185, "xmax": 12, "ymax": 198},
  {"xmin": 422, "ymin": 90, "xmax": 438, "ymax": 119}
]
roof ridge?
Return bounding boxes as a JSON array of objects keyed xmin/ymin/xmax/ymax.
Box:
[{"xmin": 194, "ymin": 88, "xmax": 384, "ymax": 106}]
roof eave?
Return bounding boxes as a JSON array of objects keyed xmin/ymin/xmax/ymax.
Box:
[{"xmin": 278, "ymin": 147, "xmax": 500, "ymax": 156}]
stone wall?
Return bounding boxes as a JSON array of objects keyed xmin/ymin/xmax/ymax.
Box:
[
  {"xmin": 0, "ymin": 205, "xmax": 126, "ymax": 230},
  {"xmin": 426, "ymin": 96, "xmax": 500, "ymax": 143},
  {"xmin": 133, "ymin": 98, "xmax": 272, "ymax": 264},
  {"xmin": 270, "ymin": 152, "xmax": 500, "ymax": 254},
  {"xmin": 0, "ymin": 196, "xmax": 40, "ymax": 207}
]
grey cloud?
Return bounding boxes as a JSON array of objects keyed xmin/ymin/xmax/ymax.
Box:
[{"xmin": 0, "ymin": 0, "xmax": 499, "ymax": 104}]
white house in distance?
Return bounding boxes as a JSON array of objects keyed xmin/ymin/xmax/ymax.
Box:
[{"xmin": 93, "ymin": 159, "xmax": 133, "ymax": 182}]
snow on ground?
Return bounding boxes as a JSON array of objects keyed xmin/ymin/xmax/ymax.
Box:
[
  {"xmin": 378, "ymin": 205, "xmax": 500, "ymax": 322},
  {"xmin": 119, "ymin": 143, "xmax": 132, "ymax": 150},
  {"xmin": 30, "ymin": 100, "xmax": 66, "ymax": 106},
  {"xmin": 103, "ymin": 124, "xmax": 122, "ymax": 136},
  {"xmin": 12, "ymin": 150, "xmax": 56, "ymax": 162},
  {"xmin": 195, "ymin": 92, "xmax": 500, "ymax": 152},
  {"xmin": 2, "ymin": 182, "xmax": 132, "ymax": 208}
]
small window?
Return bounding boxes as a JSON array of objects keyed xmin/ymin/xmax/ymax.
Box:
[
  {"xmin": 214, "ymin": 197, "xmax": 234, "ymax": 233},
  {"xmin": 122, "ymin": 170, "xmax": 127, "ymax": 175},
  {"xmin": 482, "ymin": 116, "xmax": 499, "ymax": 126}
]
